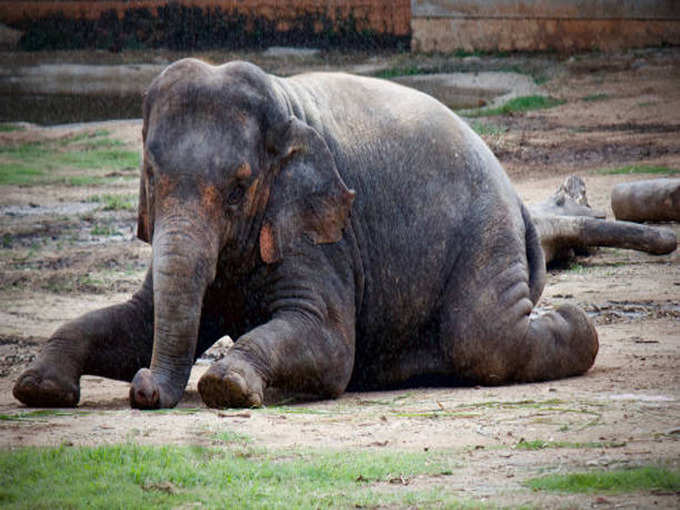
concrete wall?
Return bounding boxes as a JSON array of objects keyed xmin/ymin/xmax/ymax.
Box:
[{"xmin": 411, "ymin": 0, "xmax": 680, "ymax": 52}]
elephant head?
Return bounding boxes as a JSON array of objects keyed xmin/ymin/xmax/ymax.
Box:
[{"xmin": 130, "ymin": 59, "xmax": 354, "ymax": 408}]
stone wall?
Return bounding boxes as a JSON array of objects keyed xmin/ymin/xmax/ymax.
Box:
[{"xmin": 411, "ymin": 0, "xmax": 680, "ymax": 52}]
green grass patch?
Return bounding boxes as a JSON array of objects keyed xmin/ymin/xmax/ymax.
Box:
[
  {"xmin": 214, "ymin": 430, "xmax": 253, "ymax": 444},
  {"xmin": 581, "ymin": 93, "xmax": 609, "ymax": 102},
  {"xmin": 90, "ymin": 223, "xmax": 121, "ymax": 236},
  {"xmin": 0, "ymin": 141, "xmax": 49, "ymax": 159},
  {"xmin": 464, "ymin": 95, "xmax": 566, "ymax": 117},
  {"xmin": 0, "ymin": 444, "xmax": 464, "ymax": 509},
  {"xmin": 469, "ymin": 121, "xmax": 509, "ymax": 136},
  {"xmin": 515, "ymin": 439, "xmax": 626, "ymax": 450},
  {"xmin": 597, "ymin": 164, "xmax": 680, "ymax": 176},
  {"xmin": 0, "ymin": 410, "xmax": 90, "ymax": 421},
  {"xmin": 374, "ymin": 65, "xmax": 425, "ymax": 79},
  {"xmin": 86, "ymin": 193, "xmax": 137, "ymax": 211},
  {"xmin": 55, "ymin": 148, "xmax": 138, "ymax": 171},
  {"xmin": 566, "ymin": 262, "xmax": 590, "ymax": 274},
  {"xmin": 0, "ymin": 162, "xmax": 45, "ymax": 185},
  {"xmin": 526, "ymin": 466, "xmax": 680, "ymax": 493},
  {"xmin": 64, "ymin": 130, "xmax": 111, "ymax": 144},
  {"xmin": 0, "ymin": 123, "xmax": 26, "ymax": 132},
  {"xmin": 0, "ymin": 135, "xmax": 139, "ymax": 187},
  {"xmin": 38, "ymin": 274, "xmax": 108, "ymax": 294}
]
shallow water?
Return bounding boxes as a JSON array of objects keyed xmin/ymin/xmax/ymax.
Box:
[{"xmin": 1, "ymin": 93, "xmax": 143, "ymax": 126}]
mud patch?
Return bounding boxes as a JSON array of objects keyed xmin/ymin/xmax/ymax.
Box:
[
  {"xmin": 585, "ymin": 300, "xmax": 680, "ymax": 324},
  {"xmin": 0, "ymin": 335, "xmax": 38, "ymax": 377},
  {"xmin": 497, "ymin": 140, "xmax": 679, "ymax": 170}
]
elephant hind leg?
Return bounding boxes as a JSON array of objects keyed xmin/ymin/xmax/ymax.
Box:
[{"xmin": 441, "ymin": 239, "xmax": 598, "ymax": 385}]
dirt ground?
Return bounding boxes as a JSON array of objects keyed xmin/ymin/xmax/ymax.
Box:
[{"xmin": 1, "ymin": 48, "xmax": 680, "ymax": 508}]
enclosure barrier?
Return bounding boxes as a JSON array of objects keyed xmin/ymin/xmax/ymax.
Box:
[{"xmin": 1, "ymin": 0, "xmax": 679, "ymax": 52}]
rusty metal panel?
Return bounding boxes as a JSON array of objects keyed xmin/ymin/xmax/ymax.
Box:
[{"xmin": 411, "ymin": 0, "xmax": 680, "ymax": 20}]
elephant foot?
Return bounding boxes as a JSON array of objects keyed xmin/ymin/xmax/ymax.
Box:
[
  {"xmin": 129, "ymin": 368, "xmax": 183, "ymax": 409},
  {"xmin": 556, "ymin": 304, "xmax": 599, "ymax": 371},
  {"xmin": 129, "ymin": 368, "xmax": 161, "ymax": 409},
  {"xmin": 13, "ymin": 367, "xmax": 80, "ymax": 407},
  {"xmin": 198, "ymin": 358, "xmax": 264, "ymax": 409}
]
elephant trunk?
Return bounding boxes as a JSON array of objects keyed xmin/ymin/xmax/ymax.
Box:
[{"xmin": 130, "ymin": 216, "xmax": 219, "ymax": 409}]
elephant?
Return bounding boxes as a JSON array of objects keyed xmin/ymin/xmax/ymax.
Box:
[{"xmin": 13, "ymin": 59, "xmax": 599, "ymax": 409}]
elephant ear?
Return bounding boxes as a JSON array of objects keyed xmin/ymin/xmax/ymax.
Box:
[
  {"xmin": 137, "ymin": 112, "xmax": 153, "ymax": 243},
  {"xmin": 259, "ymin": 117, "xmax": 355, "ymax": 264},
  {"xmin": 136, "ymin": 167, "xmax": 152, "ymax": 243}
]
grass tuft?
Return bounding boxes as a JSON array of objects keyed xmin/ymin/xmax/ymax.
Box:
[
  {"xmin": 469, "ymin": 121, "xmax": 508, "ymax": 136},
  {"xmin": 0, "ymin": 410, "xmax": 89, "ymax": 421},
  {"xmin": 515, "ymin": 439, "xmax": 626, "ymax": 450},
  {"xmin": 0, "ymin": 163, "xmax": 45, "ymax": 185},
  {"xmin": 90, "ymin": 224, "xmax": 121, "ymax": 236},
  {"xmin": 87, "ymin": 193, "xmax": 137, "ymax": 211},
  {"xmin": 464, "ymin": 95, "xmax": 565, "ymax": 117},
  {"xmin": 0, "ymin": 124, "xmax": 26, "ymax": 133},
  {"xmin": 526, "ymin": 466, "xmax": 680, "ymax": 493},
  {"xmin": 581, "ymin": 93, "xmax": 609, "ymax": 102}
]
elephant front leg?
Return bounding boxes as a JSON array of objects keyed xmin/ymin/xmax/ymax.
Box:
[
  {"xmin": 198, "ymin": 315, "xmax": 355, "ymax": 408},
  {"xmin": 13, "ymin": 273, "xmax": 154, "ymax": 407}
]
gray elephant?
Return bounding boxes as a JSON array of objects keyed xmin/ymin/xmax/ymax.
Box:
[{"xmin": 13, "ymin": 59, "xmax": 598, "ymax": 409}]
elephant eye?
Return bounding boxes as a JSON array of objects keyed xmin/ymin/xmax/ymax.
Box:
[{"xmin": 227, "ymin": 185, "xmax": 245, "ymax": 205}]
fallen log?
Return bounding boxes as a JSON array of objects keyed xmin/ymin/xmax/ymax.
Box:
[
  {"xmin": 528, "ymin": 176, "xmax": 677, "ymax": 264},
  {"xmin": 611, "ymin": 178, "xmax": 680, "ymax": 222}
]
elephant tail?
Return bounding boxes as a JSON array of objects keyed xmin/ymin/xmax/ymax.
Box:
[{"xmin": 522, "ymin": 203, "xmax": 546, "ymax": 305}]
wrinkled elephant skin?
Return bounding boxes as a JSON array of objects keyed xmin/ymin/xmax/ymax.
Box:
[{"xmin": 14, "ymin": 59, "xmax": 599, "ymax": 409}]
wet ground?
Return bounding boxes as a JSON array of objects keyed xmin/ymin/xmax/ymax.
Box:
[{"xmin": 1, "ymin": 47, "xmax": 680, "ymax": 508}]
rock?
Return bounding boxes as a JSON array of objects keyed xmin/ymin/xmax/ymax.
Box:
[{"xmin": 201, "ymin": 335, "xmax": 234, "ymax": 362}]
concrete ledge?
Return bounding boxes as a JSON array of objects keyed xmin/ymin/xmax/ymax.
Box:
[
  {"xmin": 412, "ymin": 18, "xmax": 680, "ymax": 53},
  {"xmin": 412, "ymin": 0, "xmax": 680, "ymax": 20}
]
